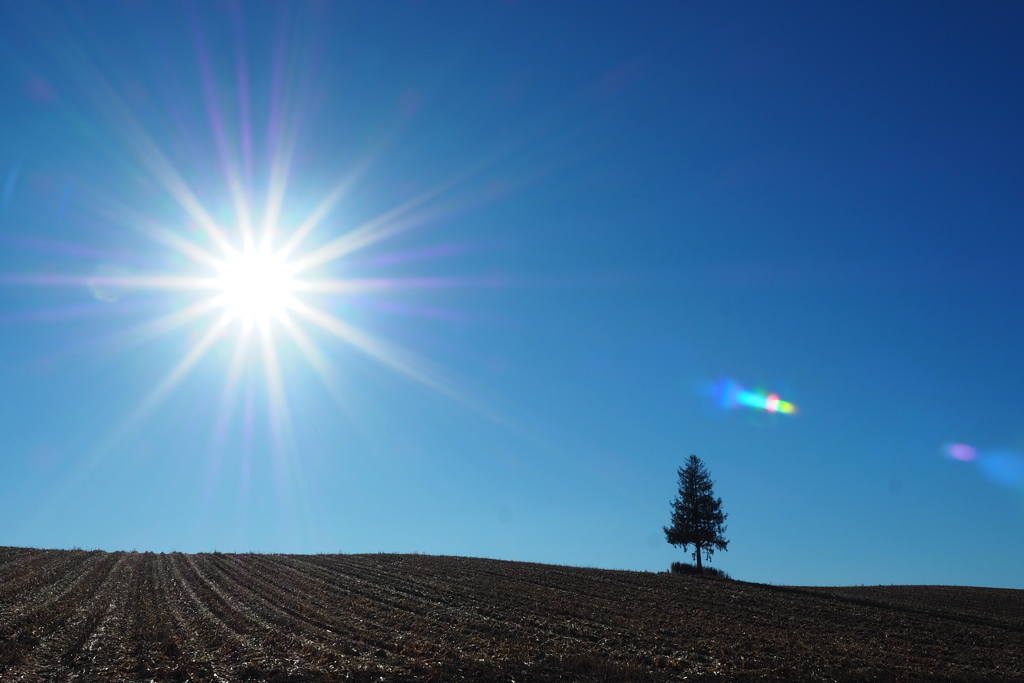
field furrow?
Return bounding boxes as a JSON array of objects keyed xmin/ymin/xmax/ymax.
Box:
[
  {"xmin": 0, "ymin": 547, "xmax": 44, "ymax": 579},
  {"xmin": 195, "ymin": 556, "xmax": 349, "ymax": 658},
  {"xmin": 0, "ymin": 550, "xmax": 104, "ymax": 612},
  {"xmin": 0, "ymin": 550, "xmax": 1021, "ymax": 682},
  {"xmin": 1, "ymin": 552, "xmax": 124, "ymax": 681}
]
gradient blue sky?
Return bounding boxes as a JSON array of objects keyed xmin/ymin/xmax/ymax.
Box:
[{"xmin": 1, "ymin": 2, "xmax": 1023, "ymax": 588}]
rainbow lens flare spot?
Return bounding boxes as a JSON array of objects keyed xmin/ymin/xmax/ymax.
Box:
[{"xmin": 713, "ymin": 379, "xmax": 798, "ymax": 415}]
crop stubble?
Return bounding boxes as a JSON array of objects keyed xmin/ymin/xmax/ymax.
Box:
[{"xmin": 0, "ymin": 548, "xmax": 1021, "ymax": 681}]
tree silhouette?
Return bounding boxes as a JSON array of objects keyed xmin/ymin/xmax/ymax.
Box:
[{"xmin": 664, "ymin": 454, "xmax": 729, "ymax": 572}]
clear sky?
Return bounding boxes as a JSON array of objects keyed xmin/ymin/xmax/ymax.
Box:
[{"xmin": 1, "ymin": 2, "xmax": 1023, "ymax": 588}]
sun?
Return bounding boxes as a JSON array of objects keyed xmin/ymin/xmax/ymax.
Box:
[{"xmin": 213, "ymin": 247, "xmax": 297, "ymax": 325}]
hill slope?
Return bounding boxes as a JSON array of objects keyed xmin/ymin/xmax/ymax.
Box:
[{"xmin": 0, "ymin": 548, "xmax": 1021, "ymax": 681}]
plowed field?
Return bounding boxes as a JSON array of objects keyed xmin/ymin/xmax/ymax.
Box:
[{"xmin": 0, "ymin": 548, "xmax": 1021, "ymax": 681}]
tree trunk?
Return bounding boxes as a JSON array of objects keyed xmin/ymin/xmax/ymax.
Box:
[{"xmin": 695, "ymin": 543, "xmax": 703, "ymax": 571}]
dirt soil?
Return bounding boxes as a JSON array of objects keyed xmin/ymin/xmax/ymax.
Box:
[{"xmin": 0, "ymin": 548, "xmax": 1021, "ymax": 682}]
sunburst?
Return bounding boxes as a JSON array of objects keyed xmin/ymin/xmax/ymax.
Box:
[
  {"xmin": 101, "ymin": 183, "xmax": 471, "ymax": 444},
  {"xmin": 1, "ymin": 11, "xmax": 513, "ymax": 516},
  {"xmin": 212, "ymin": 246, "xmax": 298, "ymax": 326}
]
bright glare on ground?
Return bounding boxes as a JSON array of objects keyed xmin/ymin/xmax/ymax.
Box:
[{"xmin": 214, "ymin": 248, "xmax": 297, "ymax": 324}]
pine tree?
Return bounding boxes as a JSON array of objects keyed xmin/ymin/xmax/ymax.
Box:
[{"xmin": 664, "ymin": 454, "xmax": 729, "ymax": 572}]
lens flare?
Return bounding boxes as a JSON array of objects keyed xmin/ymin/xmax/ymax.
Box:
[
  {"xmin": 944, "ymin": 443, "xmax": 1024, "ymax": 490},
  {"xmin": 945, "ymin": 443, "xmax": 978, "ymax": 462},
  {"xmin": 713, "ymin": 379, "xmax": 798, "ymax": 414},
  {"xmin": 979, "ymin": 451, "xmax": 1024, "ymax": 489}
]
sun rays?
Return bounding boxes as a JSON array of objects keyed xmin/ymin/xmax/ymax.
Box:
[
  {"xmin": 99, "ymin": 177, "xmax": 481, "ymax": 452},
  {"xmin": 0, "ymin": 6, "xmax": 560, "ymax": 549},
  {"xmin": 2, "ymin": 21, "xmax": 483, "ymax": 461}
]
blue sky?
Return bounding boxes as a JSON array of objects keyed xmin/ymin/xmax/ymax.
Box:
[{"xmin": 1, "ymin": 2, "xmax": 1023, "ymax": 588}]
